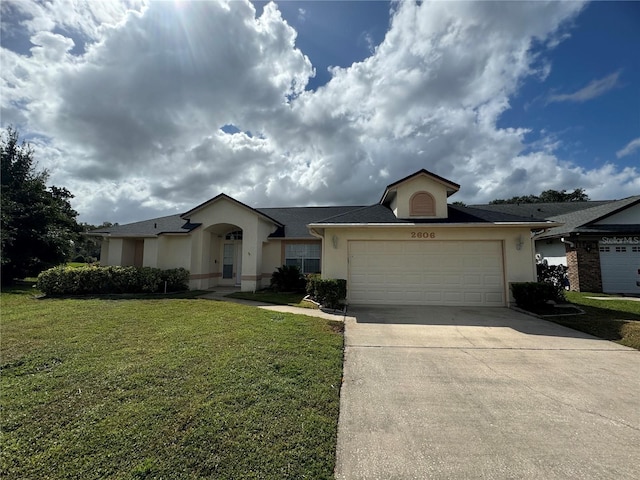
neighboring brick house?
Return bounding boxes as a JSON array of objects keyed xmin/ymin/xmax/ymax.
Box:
[{"xmin": 474, "ymin": 197, "xmax": 640, "ymax": 294}]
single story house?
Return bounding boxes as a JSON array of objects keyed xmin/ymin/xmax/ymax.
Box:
[
  {"xmin": 89, "ymin": 169, "xmax": 559, "ymax": 306},
  {"xmin": 473, "ymin": 197, "xmax": 640, "ymax": 294}
]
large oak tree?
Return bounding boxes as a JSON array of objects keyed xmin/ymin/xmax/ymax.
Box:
[{"xmin": 1, "ymin": 127, "xmax": 81, "ymax": 283}]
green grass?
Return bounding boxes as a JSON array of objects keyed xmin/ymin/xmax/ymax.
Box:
[
  {"xmin": 540, "ymin": 291, "xmax": 640, "ymax": 350},
  {"xmin": 226, "ymin": 291, "xmax": 319, "ymax": 309},
  {"xmin": 1, "ymin": 286, "xmax": 343, "ymax": 479}
]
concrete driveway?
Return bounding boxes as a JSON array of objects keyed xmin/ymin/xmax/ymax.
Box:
[{"xmin": 335, "ymin": 306, "xmax": 640, "ymax": 479}]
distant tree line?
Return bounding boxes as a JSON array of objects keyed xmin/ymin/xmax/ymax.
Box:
[{"xmin": 489, "ymin": 188, "xmax": 589, "ymax": 204}]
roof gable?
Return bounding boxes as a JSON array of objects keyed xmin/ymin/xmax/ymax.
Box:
[
  {"xmin": 380, "ymin": 169, "xmax": 460, "ymax": 205},
  {"xmin": 180, "ymin": 193, "xmax": 283, "ymax": 227},
  {"xmin": 380, "ymin": 169, "xmax": 459, "ymax": 220}
]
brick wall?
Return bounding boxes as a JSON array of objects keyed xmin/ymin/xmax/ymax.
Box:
[{"xmin": 566, "ymin": 239, "xmax": 602, "ymax": 292}]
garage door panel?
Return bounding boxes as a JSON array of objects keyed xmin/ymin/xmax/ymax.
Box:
[
  {"xmin": 484, "ymin": 274, "xmax": 503, "ymax": 286},
  {"xmin": 349, "ymin": 240, "xmax": 505, "ymax": 306},
  {"xmin": 486, "ymin": 292, "xmax": 504, "ymax": 303},
  {"xmin": 599, "ymin": 244, "xmax": 640, "ymax": 294},
  {"xmin": 463, "ymin": 274, "xmax": 482, "ymax": 286},
  {"xmin": 464, "ymin": 292, "xmax": 483, "ymax": 303},
  {"xmin": 443, "ymin": 274, "xmax": 462, "ymax": 285}
]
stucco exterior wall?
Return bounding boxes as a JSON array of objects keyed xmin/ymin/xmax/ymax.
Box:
[
  {"xmin": 142, "ymin": 238, "xmax": 158, "ymax": 267},
  {"xmin": 321, "ymin": 225, "xmax": 536, "ymax": 303},
  {"xmin": 262, "ymin": 240, "xmax": 282, "ymax": 281},
  {"xmin": 185, "ymin": 199, "xmax": 278, "ymax": 291},
  {"xmin": 157, "ymin": 236, "xmax": 191, "ymax": 270},
  {"xmin": 394, "ymin": 176, "xmax": 450, "ymax": 218},
  {"xmin": 100, "ymin": 239, "xmax": 111, "ymax": 265},
  {"xmin": 105, "ymin": 238, "xmax": 124, "ymax": 266},
  {"xmin": 121, "ymin": 239, "xmax": 137, "ymax": 266}
]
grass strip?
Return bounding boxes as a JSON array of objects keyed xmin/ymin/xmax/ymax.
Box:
[
  {"xmin": 226, "ymin": 291, "xmax": 318, "ymax": 309},
  {"xmin": 537, "ymin": 291, "xmax": 640, "ymax": 350}
]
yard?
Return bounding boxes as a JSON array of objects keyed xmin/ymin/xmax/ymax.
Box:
[
  {"xmin": 545, "ymin": 291, "xmax": 640, "ymax": 350},
  {"xmin": 0, "ymin": 284, "xmax": 343, "ymax": 479}
]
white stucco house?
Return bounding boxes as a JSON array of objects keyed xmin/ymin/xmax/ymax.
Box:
[{"xmin": 89, "ymin": 169, "xmax": 561, "ymax": 306}]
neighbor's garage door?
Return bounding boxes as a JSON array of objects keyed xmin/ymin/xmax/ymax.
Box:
[
  {"xmin": 599, "ymin": 243, "xmax": 640, "ymax": 294},
  {"xmin": 348, "ymin": 240, "xmax": 505, "ymax": 306}
]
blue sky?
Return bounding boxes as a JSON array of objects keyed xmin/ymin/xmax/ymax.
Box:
[
  {"xmin": 266, "ymin": 1, "xmax": 640, "ymax": 170},
  {"xmin": 1, "ymin": 0, "xmax": 638, "ymax": 224}
]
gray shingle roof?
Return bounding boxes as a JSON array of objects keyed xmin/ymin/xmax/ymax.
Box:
[
  {"xmin": 88, "ymin": 214, "xmax": 200, "ymax": 236},
  {"xmin": 257, "ymin": 206, "xmax": 367, "ymax": 238},
  {"xmin": 311, "ymin": 204, "xmax": 550, "ymax": 224},
  {"xmin": 533, "ymin": 196, "xmax": 640, "ymax": 239},
  {"xmin": 91, "ymin": 196, "xmax": 637, "ymax": 239},
  {"xmin": 469, "ymin": 201, "xmax": 611, "ymax": 220}
]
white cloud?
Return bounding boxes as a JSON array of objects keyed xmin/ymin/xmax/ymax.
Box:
[
  {"xmin": 547, "ymin": 70, "xmax": 622, "ymax": 104},
  {"xmin": 2, "ymin": 0, "xmax": 637, "ymax": 225},
  {"xmin": 616, "ymin": 137, "xmax": 640, "ymax": 159}
]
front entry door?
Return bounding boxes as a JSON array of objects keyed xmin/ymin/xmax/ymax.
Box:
[{"xmin": 222, "ymin": 242, "xmax": 243, "ymax": 286}]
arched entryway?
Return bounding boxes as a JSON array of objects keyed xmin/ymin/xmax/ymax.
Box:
[{"xmin": 203, "ymin": 223, "xmax": 243, "ymax": 288}]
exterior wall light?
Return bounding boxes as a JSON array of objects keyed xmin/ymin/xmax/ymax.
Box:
[
  {"xmin": 332, "ymin": 235, "xmax": 339, "ymax": 249},
  {"xmin": 515, "ymin": 235, "xmax": 524, "ymax": 251}
]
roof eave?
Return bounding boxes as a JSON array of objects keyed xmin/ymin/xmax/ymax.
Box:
[{"xmin": 308, "ymin": 221, "xmax": 559, "ymax": 229}]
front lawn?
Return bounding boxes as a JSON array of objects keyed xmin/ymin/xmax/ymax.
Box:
[
  {"xmin": 1, "ymin": 286, "xmax": 343, "ymax": 479},
  {"xmin": 542, "ymin": 291, "xmax": 640, "ymax": 350},
  {"xmin": 227, "ymin": 290, "xmax": 318, "ymax": 309}
]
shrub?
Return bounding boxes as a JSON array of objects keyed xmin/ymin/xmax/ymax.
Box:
[
  {"xmin": 306, "ymin": 276, "xmax": 347, "ymax": 310},
  {"xmin": 37, "ymin": 266, "xmax": 190, "ymax": 296},
  {"xmin": 270, "ymin": 265, "xmax": 306, "ymax": 292},
  {"xmin": 161, "ymin": 268, "xmax": 190, "ymax": 292},
  {"xmin": 511, "ymin": 282, "xmax": 559, "ymax": 310},
  {"xmin": 536, "ymin": 263, "xmax": 567, "ymax": 302}
]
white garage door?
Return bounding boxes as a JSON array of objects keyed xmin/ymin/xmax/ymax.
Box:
[
  {"xmin": 349, "ymin": 240, "xmax": 505, "ymax": 306},
  {"xmin": 599, "ymin": 244, "xmax": 640, "ymax": 294}
]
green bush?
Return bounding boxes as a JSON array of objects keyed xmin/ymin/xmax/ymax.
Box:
[
  {"xmin": 536, "ymin": 263, "xmax": 567, "ymax": 302},
  {"xmin": 270, "ymin": 265, "xmax": 306, "ymax": 292},
  {"xmin": 511, "ymin": 282, "xmax": 559, "ymax": 310},
  {"xmin": 306, "ymin": 276, "xmax": 347, "ymax": 310},
  {"xmin": 37, "ymin": 266, "xmax": 190, "ymax": 296}
]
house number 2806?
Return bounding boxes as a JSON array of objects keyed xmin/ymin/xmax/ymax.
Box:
[{"xmin": 410, "ymin": 232, "xmax": 435, "ymax": 239}]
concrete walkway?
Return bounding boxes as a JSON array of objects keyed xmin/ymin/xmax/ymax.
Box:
[
  {"xmin": 335, "ymin": 306, "xmax": 640, "ymax": 479},
  {"xmin": 197, "ymin": 288, "xmax": 353, "ymax": 321},
  {"xmin": 586, "ymin": 296, "xmax": 640, "ymax": 302}
]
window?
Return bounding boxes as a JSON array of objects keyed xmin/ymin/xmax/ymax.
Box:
[
  {"xmin": 225, "ymin": 230, "xmax": 242, "ymax": 240},
  {"xmin": 285, "ymin": 243, "xmax": 321, "ymax": 274},
  {"xmin": 410, "ymin": 191, "xmax": 435, "ymax": 216},
  {"xmin": 615, "ymin": 246, "xmax": 627, "ymax": 253},
  {"xmin": 632, "ymin": 246, "xmax": 640, "ymax": 253},
  {"xmin": 223, "ymin": 244, "xmax": 234, "ymax": 279},
  {"xmin": 599, "ymin": 246, "xmax": 610, "ymax": 252}
]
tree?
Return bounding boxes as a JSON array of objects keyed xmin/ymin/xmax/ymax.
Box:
[
  {"xmin": 72, "ymin": 222, "xmax": 116, "ymax": 263},
  {"xmin": 490, "ymin": 188, "xmax": 589, "ymax": 205},
  {"xmin": 1, "ymin": 127, "xmax": 81, "ymax": 283}
]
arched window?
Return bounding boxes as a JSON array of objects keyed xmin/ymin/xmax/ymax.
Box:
[
  {"xmin": 225, "ymin": 230, "xmax": 243, "ymax": 240},
  {"xmin": 410, "ymin": 191, "xmax": 435, "ymax": 216}
]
